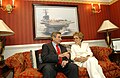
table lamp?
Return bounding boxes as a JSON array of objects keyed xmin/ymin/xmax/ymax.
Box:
[
  {"xmin": 97, "ymin": 20, "xmax": 119, "ymax": 47},
  {"xmin": 0, "ymin": 20, "xmax": 14, "ymax": 62}
]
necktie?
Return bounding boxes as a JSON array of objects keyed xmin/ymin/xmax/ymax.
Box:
[{"xmin": 56, "ymin": 45, "xmax": 62, "ymax": 64}]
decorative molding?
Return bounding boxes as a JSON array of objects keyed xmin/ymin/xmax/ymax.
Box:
[
  {"xmin": 27, "ymin": 0, "xmax": 118, "ymax": 5},
  {"xmin": 109, "ymin": 0, "xmax": 118, "ymax": 5}
]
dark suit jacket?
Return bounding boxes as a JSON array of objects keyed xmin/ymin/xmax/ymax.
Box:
[{"xmin": 38, "ymin": 42, "xmax": 71, "ymax": 71}]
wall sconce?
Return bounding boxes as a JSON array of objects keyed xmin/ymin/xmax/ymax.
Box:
[
  {"xmin": 0, "ymin": 0, "xmax": 15, "ymax": 14},
  {"xmin": 91, "ymin": 3, "xmax": 101, "ymax": 13}
]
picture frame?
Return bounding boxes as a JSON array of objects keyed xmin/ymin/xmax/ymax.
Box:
[
  {"xmin": 33, "ymin": 4, "xmax": 79, "ymax": 39},
  {"xmin": 112, "ymin": 39, "xmax": 120, "ymax": 52}
]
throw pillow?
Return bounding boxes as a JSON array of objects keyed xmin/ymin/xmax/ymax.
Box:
[
  {"xmin": 35, "ymin": 49, "xmax": 42, "ymax": 68},
  {"xmin": 30, "ymin": 50, "xmax": 37, "ymax": 68},
  {"xmin": 30, "ymin": 49, "xmax": 42, "ymax": 68}
]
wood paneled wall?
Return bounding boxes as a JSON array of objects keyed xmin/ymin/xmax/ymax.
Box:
[
  {"xmin": 110, "ymin": 0, "xmax": 120, "ymax": 38},
  {"xmin": 0, "ymin": 0, "xmax": 120, "ymax": 45}
]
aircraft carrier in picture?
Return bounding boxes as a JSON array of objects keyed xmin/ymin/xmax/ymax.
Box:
[{"xmin": 40, "ymin": 9, "xmax": 74, "ymax": 35}]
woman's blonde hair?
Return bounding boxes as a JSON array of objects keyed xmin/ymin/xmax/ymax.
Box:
[{"xmin": 73, "ymin": 32, "xmax": 84, "ymax": 39}]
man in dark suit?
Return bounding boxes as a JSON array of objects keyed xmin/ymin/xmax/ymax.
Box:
[{"xmin": 40, "ymin": 32, "xmax": 79, "ymax": 78}]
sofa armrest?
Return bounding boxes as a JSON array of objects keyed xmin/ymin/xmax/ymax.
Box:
[
  {"xmin": 5, "ymin": 53, "xmax": 25, "ymax": 68},
  {"xmin": 5, "ymin": 53, "xmax": 27, "ymax": 78},
  {"xmin": 23, "ymin": 52, "xmax": 33, "ymax": 68}
]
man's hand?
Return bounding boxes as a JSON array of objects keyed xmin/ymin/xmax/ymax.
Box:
[
  {"xmin": 58, "ymin": 54, "xmax": 64, "ymax": 58},
  {"xmin": 62, "ymin": 52, "xmax": 70, "ymax": 59},
  {"xmin": 61, "ymin": 60, "xmax": 68, "ymax": 68}
]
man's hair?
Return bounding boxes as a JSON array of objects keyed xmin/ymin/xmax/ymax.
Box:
[{"xmin": 51, "ymin": 32, "xmax": 61, "ymax": 40}]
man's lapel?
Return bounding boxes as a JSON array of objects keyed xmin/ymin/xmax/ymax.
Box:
[{"xmin": 48, "ymin": 42, "xmax": 57, "ymax": 54}]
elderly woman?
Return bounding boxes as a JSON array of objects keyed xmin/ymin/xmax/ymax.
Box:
[{"xmin": 71, "ymin": 32, "xmax": 106, "ymax": 78}]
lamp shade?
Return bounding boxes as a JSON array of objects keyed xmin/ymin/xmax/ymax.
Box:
[
  {"xmin": 0, "ymin": 20, "xmax": 14, "ymax": 36},
  {"xmin": 97, "ymin": 20, "xmax": 119, "ymax": 32}
]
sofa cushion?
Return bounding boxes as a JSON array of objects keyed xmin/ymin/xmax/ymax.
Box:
[
  {"xmin": 78, "ymin": 67, "xmax": 88, "ymax": 77},
  {"xmin": 56, "ymin": 72, "xmax": 67, "ymax": 78},
  {"xmin": 99, "ymin": 61, "xmax": 120, "ymax": 72},
  {"xmin": 19, "ymin": 68, "xmax": 42, "ymax": 78},
  {"xmin": 19, "ymin": 68, "xmax": 67, "ymax": 78},
  {"xmin": 90, "ymin": 46, "xmax": 112, "ymax": 61},
  {"xmin": 23, "ymin": 52, "xmax": 33, "ymax": 68}
]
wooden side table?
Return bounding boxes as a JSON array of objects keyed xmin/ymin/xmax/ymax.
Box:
[
  {"xmin": 0, "ymin": 62, "xmax": 13, "ymax": 78},
  {"xmin": 109, "ymin": 52, "xmax": 120, "ymax": 66}
]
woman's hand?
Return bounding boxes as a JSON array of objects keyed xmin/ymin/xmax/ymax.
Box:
[
  {"xmin": 74, "ymin": 57, "xmax": 88, "ymax": 62},
  {"xmin": 80, "ymin": 57, "xmax": 88, "ymax": 62}
]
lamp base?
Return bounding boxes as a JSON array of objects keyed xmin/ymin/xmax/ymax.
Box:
[
  {"xmin": 0, "ymin": 60, "xmax": 4, "ymax": 65},
  {"xmin": 105, "ymin": 31, "xmax": 111, "ymax": 47},
  {"xmin": 0, "ymin": 55, "xmax": 4, "ymax": 61},
  {"xmin": 0, "ymin": 55, "xmax": 4, "ymax": 65}
]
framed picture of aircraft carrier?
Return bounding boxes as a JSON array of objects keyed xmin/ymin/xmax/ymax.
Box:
[{"xmin": 33, "ymin": 4, "xmax": 79, "ymax": 39}]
